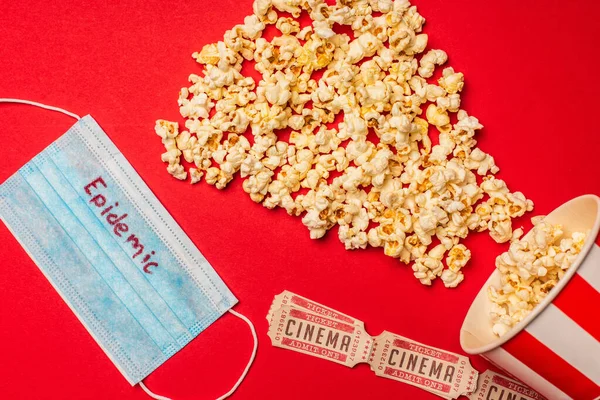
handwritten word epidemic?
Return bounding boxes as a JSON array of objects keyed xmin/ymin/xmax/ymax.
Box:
[{"xmin": 84, "ymin": 177, "xmax": 159, "ymax": 274}]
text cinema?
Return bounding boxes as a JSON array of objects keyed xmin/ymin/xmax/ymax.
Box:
[
  {"xmin": 388, "ymin": 348, "xmax": 456, "ymax": 383},
  {"xmin": 285, "ymin": 319, "xmax": 352, "ymax": 352},
  {"xmin": 84, "ymin": 177, "xmax": 159, "ymax": 274}
]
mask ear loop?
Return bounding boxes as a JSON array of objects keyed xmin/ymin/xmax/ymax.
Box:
[
  {"xmin": 0, "ymin": 98, "xmax": 81, "ymax": 120},
  {"xmin": 0, "ymin": 98, "xmax": 259, "ymax": 399},
  {"xmin": 139, "ymin": 309, "xmax": 258, "ymax": 400}
]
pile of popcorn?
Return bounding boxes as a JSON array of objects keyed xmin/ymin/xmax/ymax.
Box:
[
  {"xmin": 488, "ymin": 217, "xmax": 588, "ymax": 336},
  {"xmin": 156, "ymin": 0, "xmax": 534, "ymax": 287}
]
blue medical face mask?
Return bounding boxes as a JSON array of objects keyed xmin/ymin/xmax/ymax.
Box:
[{"xmin": 0, "ymin": 99, "xmax": 257, "ymax": 400}]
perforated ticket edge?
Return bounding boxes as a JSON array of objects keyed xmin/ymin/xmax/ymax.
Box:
[
  {"xmin": 467, "ymin": 370, "xmax": 547, "ymax": 400},
  {"xmin": 268, "ymin": 304, "xmax": 373, "ymax": 367},
  {"xmin": 267, "ymin": 292, "xmax": 479, "ymax": 399},
  {"xmin": 369, "ymin": 331, "xmax": 479, "ymax": 399}
]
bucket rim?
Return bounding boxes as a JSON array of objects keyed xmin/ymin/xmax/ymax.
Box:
[{"xmin": 460, "ymin": 194, "xmax": 600, "ymax": 355}]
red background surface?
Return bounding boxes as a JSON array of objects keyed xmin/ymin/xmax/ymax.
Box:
[{"xmin": 1, "ymin": 1, "xmax": 599, "ymax": 399}]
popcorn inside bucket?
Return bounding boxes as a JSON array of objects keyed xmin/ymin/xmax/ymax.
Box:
[
  {"xmin": 487, "ymin": 220, "xmax": 588, "ymax": 337},
  {"xmin": 461, "ymin": 194, "xmax": 600, "ymax": 353}
]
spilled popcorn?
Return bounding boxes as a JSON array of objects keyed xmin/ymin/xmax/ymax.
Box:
[
  {"xmin": 488, "ymin": 217, "xmax": 588, "ymax": 336},
  {"xmin": 156, "ymin": 0, "xmax": 533, "ymax": 287}
]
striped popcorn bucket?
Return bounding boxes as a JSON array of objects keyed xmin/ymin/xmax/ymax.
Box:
[{"xmin": 460, "ymin": 194, "xmax": 600, "ymax": 399}]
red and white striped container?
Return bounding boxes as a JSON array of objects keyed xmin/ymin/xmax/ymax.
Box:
[{"xmin": 461, "ymin": 194, "xmax": 600, "ymax": 400}]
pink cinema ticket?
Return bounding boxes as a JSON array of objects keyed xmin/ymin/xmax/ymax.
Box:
[
  {"xmin": 268, "ymin": 305, "xmax": 373, "ymax": 367},
  {"xmin": 369, "ymin": 331, "xmax": 478, "ymax": 399}
]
